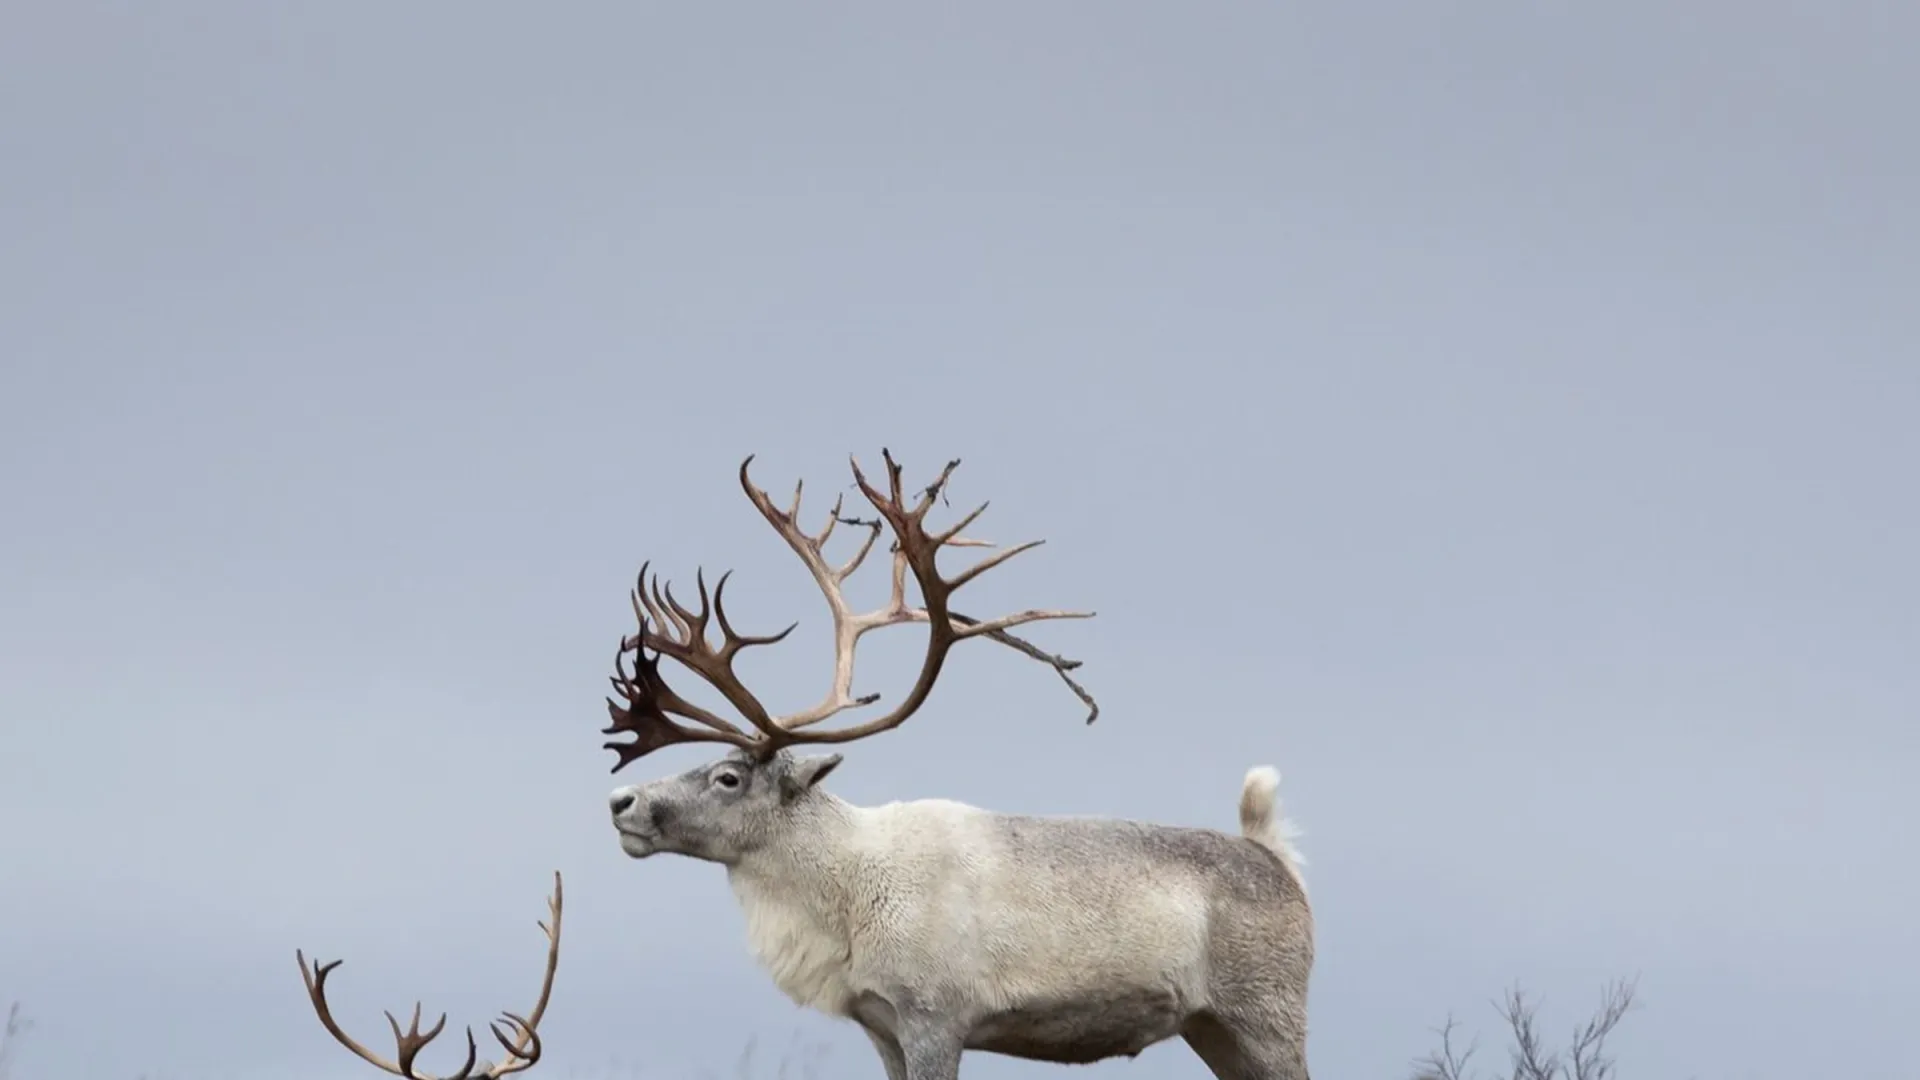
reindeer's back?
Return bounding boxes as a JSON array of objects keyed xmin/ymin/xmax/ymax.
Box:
[
  {"xmin": 829, "ymin": 800, "xmax": 1312, "ymax": 1065},
  {"xmin": 854, "ymin": 801, "xmax": 1297, "ymax": 989}
]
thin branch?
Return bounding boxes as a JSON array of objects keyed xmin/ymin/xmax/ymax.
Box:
[
  {"xmin": 1411, "ymin": 1015, "xmax": 1478, "ymax": 1080},
  {"xmin": 1411, "ymin": 978, "xmax": 1640, "ymax": 1080},
  {"xmin": 0, "ymin": 1003, "xmax": 30, "ymax": 1080},
  {"xmin": 1500, "ymin": 985, "xmax": 1558, "ymax": 1080},
  {"xmin": 1567, "ymin": 978, "xmax": 1638, "ymax": 1080}
]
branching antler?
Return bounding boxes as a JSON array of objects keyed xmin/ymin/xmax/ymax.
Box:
[
  {"xmin": 604, "ymin": 451, "xmax": 1097, "ymax": 770},
  {"xmin": 297, "ymin": 872, "xmax": 563, "ymax": 1079}
]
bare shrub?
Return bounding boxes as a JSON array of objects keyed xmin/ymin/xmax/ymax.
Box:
[
  {"xmin": 0, "ymin": 1003, "xmax": 29, "ymax": 1080},
  {"xmin": 1415, "ymin": 978, "xmax": 1638, "ymax": 1080}
]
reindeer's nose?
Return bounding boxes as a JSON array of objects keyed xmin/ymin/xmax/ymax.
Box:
[{"xmin": 610, "ymin": 791, "xmax": 637, "ymax": 817}]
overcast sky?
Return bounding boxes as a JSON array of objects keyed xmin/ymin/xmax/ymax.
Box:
[{"xmin": 2, "ymin": 3, "xmax": 1915, "ymax": 1079}]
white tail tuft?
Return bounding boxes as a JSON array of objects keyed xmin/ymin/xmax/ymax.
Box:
[{"xmin": 1239, "ymin": 765, "xmax": 1307, "ymax": 891}]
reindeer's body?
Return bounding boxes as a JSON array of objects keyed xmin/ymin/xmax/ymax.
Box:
[
  {"xmin": 602, "ymin": 453, "xmax": 1318, "ymax": 1079},
  {"xmin": 614, "ymin": 753, "xmax": 1313, "ymax": 1079},
  {"xmin": 744, "ymin": 775, "xmax": 1309, "ymax": 1074}
]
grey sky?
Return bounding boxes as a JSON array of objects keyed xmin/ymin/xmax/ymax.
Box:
[{"xmin": 2, "ymin": 3, "xmax": 1914, "ymax": 1078}]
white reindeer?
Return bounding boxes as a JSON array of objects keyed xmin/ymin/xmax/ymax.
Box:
[{"xmin": 605, "ymin": 453, "xmax": 1314, "ymax": 1080}]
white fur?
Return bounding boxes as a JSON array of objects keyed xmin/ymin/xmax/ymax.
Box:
[
  {"xmin": 725, "ymin": 781, "xmax": 1305, "ymax": 1030},
  {"xmin": 619, "ymin": 761, "xmax": 1316, "ymax": 1078},
  {"xmin": 1240, "ymin": 765, "xmax": 1308, "ymax": 894},
  {"xmin": 727, "ymin": 797, "xmax": 1220, "ymax": 1021}
]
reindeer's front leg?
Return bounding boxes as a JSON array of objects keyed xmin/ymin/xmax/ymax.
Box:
[
  {"xmin": 858, "ymin": 1023, "xmax": 908, "ymax": 1080},
  {"xmin": 894, "ymin": 1019, "xmax": 963, "ymax": 1080},
  {"xmin": 853, "ymin": 991, "xmax": 964, "ymax": 1080}
]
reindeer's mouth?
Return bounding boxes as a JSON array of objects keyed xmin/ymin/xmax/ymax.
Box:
[{"xmin": 614, "ymin": 826, "xmax": 660, "ymax": 858}]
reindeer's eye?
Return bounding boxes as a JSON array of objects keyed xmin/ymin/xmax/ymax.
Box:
[{"xmin": 714, "ymin": 771, "xmax": 742, "ymax": 790}]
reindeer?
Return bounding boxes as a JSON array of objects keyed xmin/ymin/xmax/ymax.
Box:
[
  {"xmin": 605, "ymin": 452, "xmax": 1314, "ymax": 1080},
  {"xmin": 294, "ymin": 872, "xmax": 564, "ymax": 1079}
]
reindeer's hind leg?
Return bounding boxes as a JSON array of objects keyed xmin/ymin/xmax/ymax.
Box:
[
  {"xmin": 1192, "ymin": 869, "xmax": 1314, "ymax": 1080},
  {"xmin": 1182, "ymin": 1009, "xmax": 1309, "ymax": 1080}
]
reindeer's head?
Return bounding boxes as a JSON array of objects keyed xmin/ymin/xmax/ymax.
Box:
[
  {"xmin": 600, "ymin": 450, "xmax": 1099, "ymax": 866},
  {"xmin": 608, "ymin": 747, "xmax": 842, "ymax": 864}
]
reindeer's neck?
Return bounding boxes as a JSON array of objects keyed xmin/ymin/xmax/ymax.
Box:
[
  {"xmin": 725, "ymin": 793, "xmax": 863, "ymax": 1016},
  {"xmin": 729, "ymin": 799, "xmax": 859, "ymax": 903}
]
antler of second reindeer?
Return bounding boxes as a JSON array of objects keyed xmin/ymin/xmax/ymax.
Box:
[
  {"xmin": 296, "ymin": 872, "xmax": 563, "ymax": 1080},
  {"xmin": 604, "ymin": 450, "xmax": 1099, "ymax": 770}
]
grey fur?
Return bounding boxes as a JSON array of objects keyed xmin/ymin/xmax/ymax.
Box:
[{"xmin": 610, "ymin": 750, "xmax": 1314, "ymax": 1079}]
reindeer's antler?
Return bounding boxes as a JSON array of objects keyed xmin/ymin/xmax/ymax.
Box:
[
  {"xmin": 604, "ymin": 451, "xmax": 1097, "ymax": 769},
  {"xmin": 297, "ymin": 872, "xmax": 563, "ymax": 1079}
]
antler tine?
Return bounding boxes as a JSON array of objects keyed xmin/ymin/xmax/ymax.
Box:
[
  {"xmin": 609, "ymin": 628, "xmax": 745, "ymax": 736},
  {"xmin": 603, "ymin": 623, "xmax": 761, "ymax": 771},
  {"xmin": 640, "ymin": 565, "xmax": 720, "ymax": 653},
  {"xmin": 298, "ymin": 953, "xmax": 415, "ymax": 1078},
  {"xmin": 817, "ymin": 492, "xmax": 844, "ymax": 549},
  {"xmin": 385, "ymin": 1003, "xmax": 478, "ymax": 1080},
  {"xmin": 649, "ymin": 571, "xmax": 700, "ymax": 648},
  {"xmin": 880, "ymin": 448, "xmax": 908, "ymax": 507},
  {"xmin": 930, "ymin": 499, "xmax": 990, "ymax": 546},
  {"xmin": 629, "ymin": 563, "xmax": 690, "ymax": 647},
  {"xmin": 295, "ymin": 873, "xmax": 563, "ymax": 1080},
  {"xmin": 830, "ymin": 502, "xmax": 885, "ymax": 583},
  {"xmin": 643, "ymin": 568, "xmax": 677, "ymax": 640},
  {"xmin": 607, "ymin": 534, "xmax": 799, "ymax": 765},
  {"xmin": 910, "ymin": 455, "xmax": 963, "ymax": 516},
  {"xmin": 848, "ymin": 452, "xmax": 908, "ymax": 529},
  {"xmin": 949, "ymin": 611, "xmax": 1101, "ymax": 724},
  {"xmin": 296, "ymin": 959, "xmax": 477, "ymax": 1080},
  {"xmin": 485, "ymin": 1016, "xmax": 541, "ymax": 1076},
  {"xmin": 710, "ymin": 569, "xmax": 798, "ymax": 653},
  {"xmin": 479, "ymin": 871, "xmax": 562, "ymax": 1076},
  {"xmin": 659, "ymin": 568, "xmax": 708, "ymax": 639},
  {"xmin": 946, "ymin": 540, "xmax": 1046, "ymax": 592}
]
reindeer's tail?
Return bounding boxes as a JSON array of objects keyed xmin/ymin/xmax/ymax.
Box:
[{"xmin": 1239, "ymin": 765, "xmax": 1308, "ymax": 892}]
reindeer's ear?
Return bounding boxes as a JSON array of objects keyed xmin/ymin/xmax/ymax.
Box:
[{"xmin": 780, "ymin": 753, "xmax": 843, "ymax": 799}]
